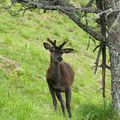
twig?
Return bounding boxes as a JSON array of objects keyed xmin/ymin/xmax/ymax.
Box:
[
  {"xmin": 94, "ymin": 43, "xmax": 102, "ymax": 74},
  {"xmin": 106, "ymin": 65, "xmax": 111, "ymax": 70},
  {"xmin": 93, "ymin": 43, "xmax": 100, "ymax": 52},
  {"xmin": 97, "ymin": 87, "xmax": 103, "ymax": 93},
  {"xmin": 85, "ymin": 0, "xmax": 95, "ymax": 7},
  {"xmin": 86, "ymin": 37, "xmax": 91, "ymax": 50}
]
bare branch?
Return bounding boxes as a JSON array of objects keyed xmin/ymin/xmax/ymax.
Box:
[
  {"xmin": 106, "ymin": 65, "xmax": 111, "ymax": 70},
  {"xmin": 64, "ymin": 11, "xmax": 105, "ymax": 42},
  {"xmin": 94, "ymin": 44, "xmax": 102, "ymax": 74},
  {"xmin": 101, "ymin": 45, "xmax": 106, "ymax": 98},
  {"xmin": 15, "ymin": 0, "xmax": 102, "ymax": 13},
  {"xmin": 85, "ymin": 0, "xmax": 95, "ymax": 7},
  {"xmin": 93, "ymin": 44, "xmax": 100, "ymax": 52}
]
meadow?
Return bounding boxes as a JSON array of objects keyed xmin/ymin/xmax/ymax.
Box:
[{"xmin": 0, "ymin": 2, "xmax": 119, "ymax": 119}]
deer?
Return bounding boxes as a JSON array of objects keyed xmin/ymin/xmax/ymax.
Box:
[{"xmin": 43, "ymin": 38, "xmax": 74, "ymax": 118}]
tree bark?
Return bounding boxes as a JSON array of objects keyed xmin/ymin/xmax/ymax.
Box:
[{"xmin": 108, "ymin": 11, "xmax": 120, "ymax": 113}]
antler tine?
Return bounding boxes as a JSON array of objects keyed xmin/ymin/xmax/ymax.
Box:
[
  {"xmin": 59, "ymin": 41, "xmax": 67, "ymax": 48},
  {"xmin": 47, "ymin": 38, "xmax": 56, "ymax": 46}
]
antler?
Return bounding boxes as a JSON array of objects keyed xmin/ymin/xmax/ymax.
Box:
[
  {"xmin": 47, "ymin": 38, "xmax": 56, "ymax": 47},
  {"xmin": 59, "ymin": 41, "xmax": 67, "ymax": 49},
  {"xmin": 47, "ymin": 38, "xmax": 67, "ymax": 49}
]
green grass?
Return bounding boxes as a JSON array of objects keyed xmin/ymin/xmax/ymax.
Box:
[{"xmin": 0, "ymin": 7, "xmax": 118, "ymax": 120}]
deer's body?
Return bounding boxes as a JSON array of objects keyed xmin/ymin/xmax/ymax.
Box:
[
  {"xmin": 43, "ymin": 38, "xmax": 74, "ymax": 118},
  {"xmin": 47, "ymin": 61, "xmax": 74, "ymax": 92}
]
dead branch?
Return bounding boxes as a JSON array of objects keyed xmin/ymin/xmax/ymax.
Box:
[
  {"xmin": 64, "ymin": 11, "xmax": 105, "ymax": 42},
  {"xmin": 106, "ymin": 65, "xmax": 111, "ymax": 70},
  {"xmin": 101, "ymin": 45, "xmax": 106, "ymax": 98},
  {"xmin": 10, "ymin": 0, "xmax": 101, "ymax": 13},
  {"xmin": 93, "ymin": 44, "xmax": 100, "ymax": 52},
  {"xmin": 94, "ymin": 43, "xmax": 102, "ymax": 74},
  {"xmin": 85, "ymin": 0, "xmax": 95, "ymax": 7}
]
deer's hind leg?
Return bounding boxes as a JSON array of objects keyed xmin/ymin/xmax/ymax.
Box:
[{"xmin": 65, "ymin": 88, "xmax": 72, "ymax": 118}]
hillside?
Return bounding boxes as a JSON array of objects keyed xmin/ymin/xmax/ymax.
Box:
[{"xmin": 0, "ymin": 6, "xmax": 117, "ymax": 120}]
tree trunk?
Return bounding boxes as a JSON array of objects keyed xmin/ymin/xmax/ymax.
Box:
[{"xmin": 108, "ymin": 11, "xmax": 120, "ymax": 113}]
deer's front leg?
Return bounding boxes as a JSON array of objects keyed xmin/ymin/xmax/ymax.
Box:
[
  {"xmin": 56, "ymin": 91, "xmax": 65, "ymax": 117},
  {"xmin": 47, "ymin": 82, "xmax": 57, "ymax": 110}
]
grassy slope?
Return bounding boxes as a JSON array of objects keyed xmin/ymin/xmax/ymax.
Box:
[{"xmin": 0, "ymin": 7, "xmax": 117, "ymax": 120}]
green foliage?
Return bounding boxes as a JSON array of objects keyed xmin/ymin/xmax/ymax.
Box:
[{"xmin": 0, "ymin": 9, "xmax": 118, "ymax": 120}]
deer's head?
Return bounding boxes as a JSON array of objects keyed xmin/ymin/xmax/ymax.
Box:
[{"xmin": 43, "ymin": 38, "xmax": 73, "ymax": 63}]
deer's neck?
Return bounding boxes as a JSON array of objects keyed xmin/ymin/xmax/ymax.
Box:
[
  {"xmin": 50, "ymin": 60, "xmax": 59, "ymax": 72},
  {"xmin": 49, "ymin": 57, "xmax": 60, "ymax": 79}
]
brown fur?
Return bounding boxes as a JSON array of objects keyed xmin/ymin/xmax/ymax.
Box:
[{"xmin": 46, "ymin": 61, "xmax": 74, "ymax": 91}]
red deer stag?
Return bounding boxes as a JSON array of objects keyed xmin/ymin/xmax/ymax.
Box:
[{"xmin": 43, "ymin": 38, "xmax": 74, "ymax": 118}]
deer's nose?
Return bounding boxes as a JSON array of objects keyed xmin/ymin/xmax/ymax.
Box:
[{"xmin": 57, "ymin": 57, "xmax": 62, "ymax": 61}]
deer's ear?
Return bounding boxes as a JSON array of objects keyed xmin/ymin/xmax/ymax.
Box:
[
  {"xmin": 62, "ymin": 48, "xmax": 74, "ymax": 54},
  {"xmin": 43, "ymin": 42, "xmax": 52, "ymax": 50}
]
